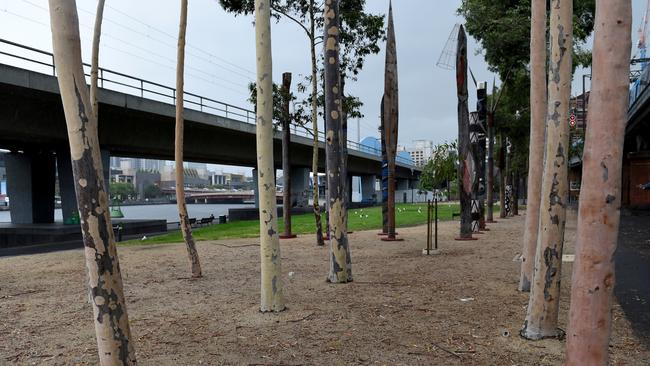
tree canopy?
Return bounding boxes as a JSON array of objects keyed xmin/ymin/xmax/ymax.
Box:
[
  {"xmin": 419, "ymin": 140, "xmax": 458, "ymax": 192},
  {"xmin": 458, "ymin": 0, "xmax": 595, "ymax": 79}
]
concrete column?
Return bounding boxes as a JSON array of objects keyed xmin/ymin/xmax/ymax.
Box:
[
  {"xmin": 253, "ymin": 168, "xmax": 259, "ymax": 208},
  {"xmin": 361, "ymin": 175, "xmax": 376, "ymax": 203},
  {"xmin": 101, "ymin": 149, "xmax": 110, "ymax": 196},
  {"xmin": 5, "ymin": 151, "xmax": 56, "ymax": 224},
  {"xmin": 56, "ymin": 148, "xmax": 79, "ymax": 224},
  {"xmin": 290, "ymin": 167, "xmax": 310, "ymax": 207}
]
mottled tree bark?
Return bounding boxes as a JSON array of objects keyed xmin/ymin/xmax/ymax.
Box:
[
  {"xmin": 48, "ymin": 0, "xmax": 137, "ymax": 364},
  {"xmin": 456, "ymin": 25, "xmax": 474, "ymax": 240},
  {"xmin": 309, "ymin": 0, "xmax": 324, "ymax": 246},
  {"xmin": 513, "ymin": 170, "xmax": 519, "ymax": 215},
  {"xmin": 280, "ymin": 72, "xmax": 295, "ymax": 239},
  {"xmin": 175, "ymin": 0, "xmax": 202, "ymax": 278},
  {"xmin": 255, "ymin": 0, "xmax": 285, "ymax": 311},
  {"xmin": 521, "ymin": 0, "xmax": 572, "ymax": 340},
  {"xmin": 381, "ymin": 3, "xmax": 400, "ymax": 241},
  {"xmin": 486, "ymin": 112, "xmax": 495, "ymax": 222},
  {"xmin": 519, "ymin": 0, "xmax": 548, "ymax": 292},
  {"xmin": 477, "ymin": 84, "xmax": 487, "ymax": 230},
  {"xmin": 324, "ymin": 0, "xmax": 352, "ymax": 283},
  {"xmin": 565, "ymin": 2, "xmax": 631, "ymax": 364},
  {"xmin": 89, "ymin": 0, "xmax": 105, "ymax": 115}
]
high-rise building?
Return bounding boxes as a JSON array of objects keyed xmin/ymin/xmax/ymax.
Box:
[{"xmin": 400, "ymin": 140, "xmax": 434, "ymax": 167}]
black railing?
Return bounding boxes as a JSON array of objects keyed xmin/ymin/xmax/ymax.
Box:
[{"xmin": 0, "ymin": 38, "xmax": 415, "ymax": 167}]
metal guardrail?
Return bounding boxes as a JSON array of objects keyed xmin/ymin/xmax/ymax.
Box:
[{"xmin": 0, "ymin": 38, "xmax": 415, "ymax": 167}]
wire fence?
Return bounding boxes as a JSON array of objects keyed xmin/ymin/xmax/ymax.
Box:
[{"xmin": 0, "ymin": 38, "xmax": 415, "ymax": 167}]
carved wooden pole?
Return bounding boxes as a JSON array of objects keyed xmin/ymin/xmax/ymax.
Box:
[
  {"xmin": 565, "ymin": 2, "xmax": 631, "ymax": 364},
  {"xmin": 521, "ymin": 0, "xmax": 572, "ymax": 340},
  {"xmin": 486, "ymin": 111, "xmax": 495, "ymax": 222},
  {"xmin": 381, "ymin": 2, "xmax": 402, "ymax": 242},
  {"xmin": 519, "ymin": 0, "xmax": 548, "ymax": 293},
  {"xmin": 175, "ymin": 0, "xmax": 202, "ymax": 278},
  {"xmin": 324, "ymin": 0, "xmax": 352, "ymax": 283},
  {"xmin": 280, "ymin": 72, "xmax": 295, "ymax": 239},
  {"xmin": 48, "ymin": 0, "xmax": 137, "ymax": 363},
  {"xmin": 255, "ymin": 0, "xmax": 285, "ymax": 311},
  {"xmin": 455, "ymin": 25, "xmax": 475, "ymax": 241}
]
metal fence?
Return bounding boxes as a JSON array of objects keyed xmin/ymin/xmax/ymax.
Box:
[{"xmin": 0, "ymin": 38, "xmax": 415, "ymax": 167}]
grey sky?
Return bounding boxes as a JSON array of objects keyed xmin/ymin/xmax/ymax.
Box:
[{"xmin": 0, "ymin": 0, "xmax": 646, "ymax": 173}]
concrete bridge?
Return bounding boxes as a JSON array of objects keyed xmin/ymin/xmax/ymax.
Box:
[{"xmin": 0, "ymin": 39, "xmax": 420, "ymax": 224}]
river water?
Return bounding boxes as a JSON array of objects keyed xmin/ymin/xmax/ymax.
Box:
[{"xmin": 0, "ymin": 203, "xmax": 254, "ymax": 223}]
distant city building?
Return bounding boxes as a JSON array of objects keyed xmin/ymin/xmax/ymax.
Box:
[
  {"xmin": 112, "ymin": 157, "xmax": 164, "ymax": 172},
  {"xmin": 570, "ymin": 91, "xmax": 589, "ymax": 130},
  {"xmin": 398, "ymin": 140, "xmax": 433, "ymax": 167}
]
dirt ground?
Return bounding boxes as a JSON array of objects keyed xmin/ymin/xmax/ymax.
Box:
[{"xmin": 2, "ymin": 211, "xmax": 649, "ymax": 365}]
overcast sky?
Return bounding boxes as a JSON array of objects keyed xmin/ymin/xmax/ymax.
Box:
[{"xmin": 0, "ymin": 0, "xmax": 646, "ymax": 174}]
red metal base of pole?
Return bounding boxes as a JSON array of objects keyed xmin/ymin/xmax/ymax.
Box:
[
  {"xmin": 381, "ymin": 236, "xmax": 404, "ymax": 242},
  {"xmin": 378, "ymin": 232, "xmax": 399, "ymax": 236},
  {"xmin": 455, "ymin": 236, "xmax": 478, "ymax": 241},
  {"xmin": 279, "ymin": 234, "xmax": 298, "ymax": 239}
]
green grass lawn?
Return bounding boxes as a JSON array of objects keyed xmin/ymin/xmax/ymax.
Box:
[{"xmin": 123, "ymin": 202, "xmax": 480, "ymax": 246}]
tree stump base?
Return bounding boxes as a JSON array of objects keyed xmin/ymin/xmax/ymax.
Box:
[
  {"xmin": 279, "ymin": 234, "xmax": 298, "ymax": 239},
  {"xmin": 377, "ymin": 232, "xmax": 399, "ymax": 236}
]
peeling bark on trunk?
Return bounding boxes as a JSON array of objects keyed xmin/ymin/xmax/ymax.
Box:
[
  {"xmin": 521, "ymin": 0, "xmax": 572, "ymax": 340},
  {"xmin": 456, "ymin": 25, "xmax": 473, "ymax": 239},
  {"xmin": 89, "ymin": 0, "xmax": 105, "ymax": 116},
  {"xmin": 513, "ymin": 170, "xmax": 519, "ymax": 216},
  {"xmin": 281, "ymin": 72, "xmax": 294, "ymax": 238},
  {"xmin": 309, "ymin": 0, "xmax": 324, "ymax": 246},
  {"xmin": 565, "ymin": 2, "xmax": 631, "ymax": 364},
  {"xmin": 382, "ymin": 3, "xmax": 399, "ymax": 240},
  {"xmin": 486, "ymin": 112, "xmax": 495, "ymax": 222},
  {"xmin": 324, "ymin": 0, "xmax": 351, "ymax": 284},
  {"xmin": 254, "ymin": 0, "xmax": 285, "ymax": 311},
  {"xmin": 519, "ymin": 0, "xmax": 547, "ymax": 292},
  {"xmin": 175, "ymin": 0, "xmax": 202, "ymax": 279},
  {"xmin": 48, "ymin": 1, "xmax": 136, "ymax": 364}
]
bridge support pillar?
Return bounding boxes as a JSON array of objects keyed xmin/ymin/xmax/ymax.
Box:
[
  {"xmin": 56, "ymin": 148, "xmax": 78, "ymax": 224},
  {"xmin": 5, "ymin": 150, "xmax": 56, "ymax": 224},
  {"xmin": 290, "ymin": 167, "xmax": 310, "ymax": 208},
  {"xmin": 361, "ymin": 175, "xmax": 377, "ymax": 203},
  {"xmin": 252, "ymin": 168, "xmax": 259, "ymax": 208}
]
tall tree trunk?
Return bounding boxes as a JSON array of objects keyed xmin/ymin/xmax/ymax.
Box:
[
  {"xmin": 380, "ymin": 97, "xmax": 388, "ymax": 234},
  {"xmin": 486, "ymin": 112, "xmax": 495, "ymax": 222},
  {"xmin": 505, "ymin": 139, "xmax": 512, "ymax": 216},
  {"xmin": 499, "ymin": 134, "xmax": 507, "ymax": 219},
  {"xmin": 280, "ymin": 72, "xmax": 295, "ymax": 239},
  {"xmin": 89, "ymin": 0, "xmax": 105, "ymax": 115},
  {"xmin": 324, "ymin": 0, "xmax": 351, "ymax": 283},
  {"xmin": 519, "ymin": 0, "xmax": 547, "ymax": 292},
  {"xmin": 565, "ymin": 2, "xmax": 631, "ymax": 363},
  {"xmin": 382, "ymin": 2, "xmax": 400, "ymax": 241},
  {"xmin": 477, "ymin": 84, "xmax": 487, "ymax": 230},
  {"xmin": 521, "ymin": 0, "xmax": 572, "ymax": 340},
  {"xmin": 309, "ymin": 0, "xmax": 324, "ymax": 246},
  {"xmin": 175, "ymin": 0, "xmax": 202, "ymax": 278},
  {"xmin": 48, "ymin": 1, "xmax": 137, "ymax": 364},
  {"xmin": 455, "ymin": 25, "xmax": 474, "ymax": 240},
  {"xmin": 254, "ymin": 0, "xmax": 285, "ymax": 311}
]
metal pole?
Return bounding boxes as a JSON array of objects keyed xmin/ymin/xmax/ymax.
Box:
[
  {"xmin": 426, "ymin": 199, "xmax": 431, "ymax": 253},
  {"xmin": 434, "ymin": 198, "xmax": 438, "ymax": 250}
]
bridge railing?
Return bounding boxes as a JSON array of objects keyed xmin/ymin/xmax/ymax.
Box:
[{"xmin": 0, "ymin": 38, "xmax": 415, "ymax": 168}]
